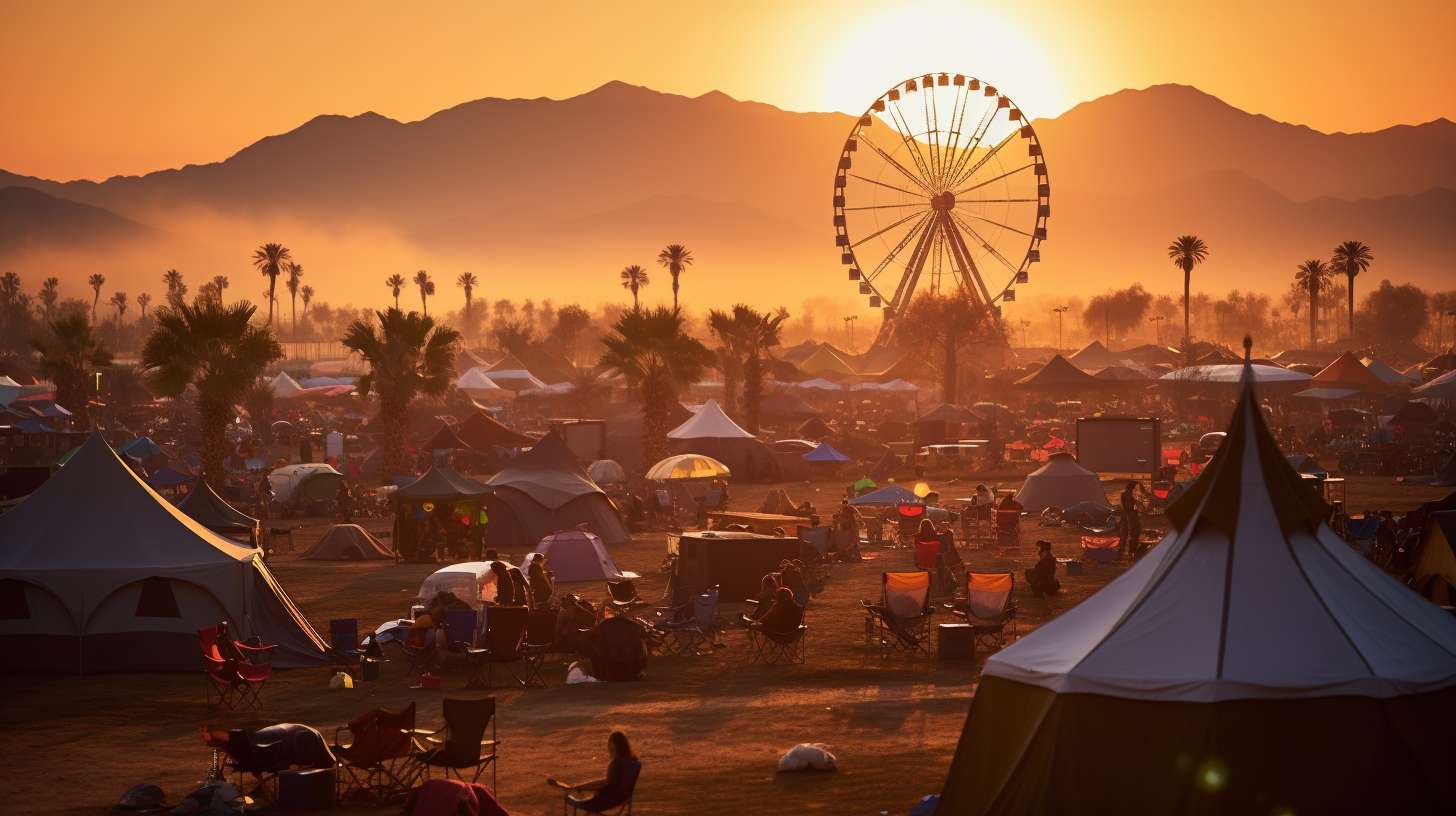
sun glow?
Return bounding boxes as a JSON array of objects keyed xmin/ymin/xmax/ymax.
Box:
[{"xmin": 813, "ymin": 2, "xmax": 1068, "ymax": 121}]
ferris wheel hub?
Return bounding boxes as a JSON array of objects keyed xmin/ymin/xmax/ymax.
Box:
[{"xmin": 930, "ymin": 191, "xmax": 956, "ymax": 212}]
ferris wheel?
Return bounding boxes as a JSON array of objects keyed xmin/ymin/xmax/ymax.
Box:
[{"xmin": 832, "ymin": 73, "xmax": 1049, "ymax": 343}]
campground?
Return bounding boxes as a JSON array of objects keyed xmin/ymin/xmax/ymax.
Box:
[{"xmin": 1, "ymin": 474, "xmax": 1448, "ymax": 816}]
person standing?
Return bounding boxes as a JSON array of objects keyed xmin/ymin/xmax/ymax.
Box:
[{"xmin": 1119, "ymin": 481, "xmax": 1143, "ymax": 559}]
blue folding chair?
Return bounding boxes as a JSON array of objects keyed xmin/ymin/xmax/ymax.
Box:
[
  {"xmin": 329, "ymin": 618, "xmax": 361, "ymax": 667},
  {"xmin": 444, "ymin": 608, "xmax": 479, "ymax": 651}
]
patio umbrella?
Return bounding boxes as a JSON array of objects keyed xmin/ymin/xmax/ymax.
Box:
[{"xmin": 645, "ymin": 453, "xmax": 731, "ymax": 481}]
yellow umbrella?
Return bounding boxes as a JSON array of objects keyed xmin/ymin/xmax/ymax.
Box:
[{"xmin": 645, "ymin": 453, "xmax": 731, "ymax": 481}]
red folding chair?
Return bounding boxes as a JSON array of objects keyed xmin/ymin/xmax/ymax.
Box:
[{"xmin": 198, "ymin": 625, "xmax": 273, "ymax": 709}]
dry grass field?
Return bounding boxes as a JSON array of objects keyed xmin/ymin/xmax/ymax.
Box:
[{"xmin": 0, "ymin": 475, "xmax": 1447, "ymax": 815}]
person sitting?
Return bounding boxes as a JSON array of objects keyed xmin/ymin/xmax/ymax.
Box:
[
  {"xmin": 742, "ymin": 573, "xmax": 780, "ymax": 623},
  {"xmin": 579, "ymin": 611, "xmax": 648, "ymax": 681},
  {"xmin": 406, "ymin": 591, "xmax": 464, "ymax": 662},
  {"xmin": 527, "ymin": 555, "xmax": 555, "ymax": 609},
  {"xmin": 554, "ymin": 593, "xmax": 597, "ymax": 651},
  {"xmin": 1024, "ymin": 540, "xmax": 1061, "ymax": 597},
  {"xmin": 508, "ymin": 563, "xmax": 531, "ymax": 606},
  {"xmin": 779, "ymin": 560, "xmax": 809, "ymax": 606},
  {"xmin": 547, "ymin": 731, "xmax": 642, "ymax": 813},
  {"xmin": 488, "ymin": 561, "xmax": 519, "ymax": 606},
  {"xmin": 748, "ymin": 586, "xmax": 804, "ymax": 634}
]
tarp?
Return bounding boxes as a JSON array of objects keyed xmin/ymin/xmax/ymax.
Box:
[
  {"xmin": 803, "ymin": 442, "xmax": 851, "ymax": 463},
  {"xmin": 0, "ymin": 435, "xmax": 325, "ymax": 672},
  {"xmin": 1012, "ymin": 453, "xmax": 1110, "ymax": 514},
  {"xmin": 301, "ymin": 524, "xmax": 394, "ymax": 561},
  {"xmin": 523, "ymin": 529, "xmax": 624, "ymax": 583}
]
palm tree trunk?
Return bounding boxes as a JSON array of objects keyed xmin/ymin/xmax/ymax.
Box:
[
  {"xmin": 672, "ymin": 272, "xmax": 680, "ymax": 311},
  {"xmin": 199, "ymin": 392, "xmax": 230, "ymax": 491},
  {"xmin": 267, "ymin": 277, "xmax": 276, "ymax": 325},
  {"xmin": 1346, "ymin": 273, "xmax": 1355, "ymax": 339},
  {"xmin": 1309, "ymin": 290, "xmax": 1318, "ymax": 349},
  {"xmin": 744, "ymin": 354, "xmax": 763, "ymax": 434},
  {"xmin": 421, "ymin": 290, "xmax": 428, "ymax": 317},
  {"xmin": 723, "ymin": 364, "xmax": 740, "ymax": 419},
  {"xmin": 632, "ymin": 287, "xmax": 640, "ymax": 311},
  {"xmin": 641, "ymin": 376, "xmax": 670, "ymax": 473},
  {"xmin": 1182, "ymin": 267, "xmax": 1191, "ymax": 352},
  {"xmin": 378, "ymin": 393, "xmax": 408, "ymax": 480},
  {"xmin": 291, "ymin": 295, "xmax": 297, "ymax": 335}
]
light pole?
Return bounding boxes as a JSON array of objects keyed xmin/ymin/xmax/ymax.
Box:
[
  {"xmin": 1150, "ymin": 315, "xmax": 1166, "ymax": 345},
  {"xmin": 1052, "ymin": 306, "xmax": 1068, "ymax": 353},
  {"xmin": 843, "ymin": 315, "xmax": 858, "ymax": 352},
  {"xmin": 1019, "ymin": 319, "xmax": 1031, "ymax": 349}
]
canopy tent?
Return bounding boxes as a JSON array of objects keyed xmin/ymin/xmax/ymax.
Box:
[
  {"xmin": 268, "ymin": 371, "xmax": 306, "ymax": 399},
  {"xmin": 1159, "ymin": 363, "xmax": 1311, "ymax": 385},
  {"xmin": 848, "ymin": 483, "xmax": 921, "ymax": 507},
  {"xmin": 422, "ymin": 423, "xmax": 472, "ymax": 452},
  {"xmin": 1412, "ymin": 368, "xmax": 1456, "ymax": 400},
  {"xmin": 855, "ymin": 378, "xmax": 919, "ymax": 392},
  {"xmin": 1363, "ymin": 356, "xmax": 1419, "ymax": 385},
  {"xmin": 146, "ymin": 466, "xmax": 193, "ymax": 489},
  {"xmin": 1012, "ymin": 452, "xmax": 1110, "ymax": 514},
  {"xmin": 792, "ymin": 378, "xmax": 845, "ymax": 391},
  {"xmin": 483, "ymin": 353, "xmax": 548, "ymax": 391},
  {"xmin": 667, "ymin": 399, "xmax": 777, "ymax": 482},
  {"xmin": 522, "ymin": 529, "xmax": 625, "ymax": 583},
  {"xmin": 483, "ymin": 432, "xmax": 628, "ymax": 550},
  {"xmin": 937, "ymin": 352, "xmax": 1456, "ymax": 815},
  {"xmin": 0, "ymin": 435, "xmax": 326, "ymax": 673},
  {"xmin": 1291, "ymin": 386, "xmax": 1360, "ymax": 401},
  {"xmin": 798, "ymin": 416, "xmax": 831, "ymax": 439},
  {"xmin": 803, "ymin": 441, "xmax": 851, "ymax": 463},
  {"xmin": 918, "ymin": 403, "xmax": 983, "ymax": 424},
  {"xmin": 1091, "ymin": 364, "xmax": 1153, "ymax": 382},
  {"xmin": 301, "ymin": 524, "xmax": 394, "ymax": 561},
  {"xmin": 456, "ymin": 411, "xmax": 535, "ymax": 450},
  {"xmin": 177, "ymin": 478, "xmax": 259, "ymax": 545},
  {"xmin": 1067, "ymin": 340, "xmax": 1119, "ymax": 370},
  {"xmin": 268, "ymin": 463, "xmax": 344, "ymax": 504},
  {"xmin": 119, "ymin": 436, "xmax": 163, "ymax": 461},
  {"xmin": 455, "ymin": 367, "xmax": 506, "ymax": 393},
  {"xmin": 396, "ymin": 465, "xmax": 489, "ymax": 502},
  {"xmin": 1013, "ymin": 355, "xmax": 1100, "ymax": 391},
  {"xmin": 796, "ymin": 344, "xmax": 859, "ymax": 378},
  {"xmin": 454, "ymin": 348, "xmax": 491, "ymax": 377},
  {"xmin": 645, "ymin": 454, "xmax": 730, "ymax": 482},
  {"xmin": 1310, "ymin": 350, "xmax": 1392, "ymax": 392}
]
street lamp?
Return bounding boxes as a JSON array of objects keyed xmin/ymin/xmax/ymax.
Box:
[
  {"xmin": 1052, "ymin": 306, "xmax": 1069, "ymax": 353},
  {"xmin": 1150, "ymin": 315, "xmax": 1166, "ymax": 345},
  {"xmin": 843, "ymin": 315, "xmax": 858, "ymax": 352}
]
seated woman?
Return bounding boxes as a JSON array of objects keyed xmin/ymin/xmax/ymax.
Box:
[
  {"xmin": 1024, "ymin": 540, "xmax": 1061, "ymax": 597},
  {"xmin": 548, "ymin": 731, "xmax": 642, "ymax": 814},
  {"xmin": 488, "ymin": 561, "xmax": 519, "ymax": 606},
  {"xmin": 742, "ymin": 573, "xmax": 780, "ymax": 623},
  {"xmin": 527, "ymin": 555, "xmax": 555, "ymax": 609},
  {"xmin": 779, "ymin": 561, "xmax": 809, "ymax": 607},
  {"xmin": 748, "ymin": 586, "xmax": 804, "ymax": 634},
  {"xmin": 201, "ymin": 722, "xmax": 335, "ymax": 775},
  {"xmin": 405, "ymin": 591, "xmax": 463, "ymax": 664}
]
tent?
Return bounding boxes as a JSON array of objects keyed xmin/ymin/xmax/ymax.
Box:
[
  {"xmin": 1013, "ymin": 355, "xmax": 1100, "ymax": 391},
  {"xmin": 1092, "ymin": 365, "xmax": 1153, "ymax": 382},
  {"xmin": 1410, "ymin": 511, "xmax": 1456, "ymax": 604},
  {"xmin": 796, "ymin": 344, "xmax": 859, "ymax": 378},
  {"xmin": 522, "ymin": 529, "xmax": 625, "ymax": 583},
  {"xmin": 456, "ymin": 411, "xmax": 535, "ymax": 450},
  {"xmin": 1363, "ymin": 356, "xmax": 1419, "ymax": 385},
  {"xmin": 455, "ymin": 367, "xmax": 506, "ymax": 393},
  {"xmin": 268, "ymin": 463, "xmax": 344, "ymax": 504},
  {"xmin": 146, "ymin": 466, "xmax": 194, "ymax": 489},
  {"xmin": 484, "ymin": 353, "xmax": 548, "ymax": 391},
  {"xmin": 1012, "ymin": 452, "xmax": 1110, "ymax": 514},
  {"xmin": 177, "ymin": 478, "xmax": 259, "ymax": 545},
  {"xmin": 587, "ymin": 459, "xmax": 626, "ymax": 485},
  {"xmin": 758, "ymin": 391, "xmax": 820, "ymax": 421},
  {"xmin": 120, "ymin": 436, "xmax": 163, "ymax": 461},
  {"xmin": 849, "ymin": 484, "xmax": 920, "ymax": 507},
  {"xmin": 936, "ymin": 354, "xmax": 1456, "ymax": 815},
  {"xmin": 667, "ymin": 399, "xmax": 778, "ymax": 482},
  {"xmin": 417, "ymin": 561, "xmax": 505, "ymax": 609},
  {"xmin": 798, "ymin": 416, "xmax": 831, "ymax": 439},
  {"xmin": 395, "ymin": 465, "xmax": 489, "ymax": 502},
  {"xmin": 1310, "ymin": 350, "xmax": 1391, "ymax": 392},
  {"xmin": 803, "ymin": 442, "xmax": 850, "ymax": 463},
  {"xmin": 483, "ymin": 432, "xmax": 628, "ymax": 550},
  {"xmin": 0, "ymin": 435, "xmax": 325, "ymax": 672},
  {"xmin": 422, "ymin": 423, "xmax": 472, "ymax": 452},
  {"xmin": 1159, "ymin": 363, "xmax": 1311, "ymax": 385},
  {"xmin": 268, "ymin": 371, "xmax": 306, "ymax": 399},
  {"xmin": 1412, "ymin": 367, "xmax": 1456, "ymax": 400},
  {"xmin": 301, "ymin": 524, "xmax": 394, "ymax": 561},
  {"xmin": 1067, "ymin": 340, "xmax": 1119, "ymax": 370}
]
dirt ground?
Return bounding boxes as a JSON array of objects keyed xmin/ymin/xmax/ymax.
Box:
[{"xmin": 0, "ymin": 475, "xmax": 1447, "ymax": 816}]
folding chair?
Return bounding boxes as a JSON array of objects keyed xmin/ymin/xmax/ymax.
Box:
[
  {"xmin": 746, "ymin": 614, "xmax": 808, "ymax": 665},
  {"xmin": 466, "ymin": 605, "xmax": 535, "ymax": 688},
  {"xmin": 953, "ymin": 572, "xmax": 1018, "ymax": 651},
  {"xmin": 861, "ymin": 572, "xmax": 934, "ymax": 658},
  {"xmin": 443, "ymin": 608, "xmax": 480, "ymax": 651},
  {"xmin": 332, "ymin": 702, "xmax": 420, "ymax": 804},
  {"xmin": 198, "ymin": 625, "xmax": 272, "ymax": 709},
  {"xmin": 409, "ymin": 697, "xmax": 499, "ymax": 789},
  {"xmin": 329, "ymin": 618, "xmax": 361, "ymax": 668},
  {"xmin": 652, "ymin": 587, "xmax": 720, "ymax": 655},
  {"xmin": 995, "ymin": 508, "xmax": 1021, "ymax": 550},
  {"xmin": 606, "ymin": 579, "xmax": 647, "ymax": 615},
  {"xmin": 564, "ymin": 759, "xmax": 640, "ymax": 815}
]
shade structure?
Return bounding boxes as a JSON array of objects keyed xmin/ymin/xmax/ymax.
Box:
[
  {"xmin": 0, "ymin": 434, "xmax": 326, "ymax": 672},
  {"xmin": 1013, "ymin": 355, "xmax": 1100, "ymax": 391},
  {"xmin": 455, "ymin": 366, "xmax": 505, "ymax": 392},
  {"xmin": 848, "ymin": 483, "xmax": 920, "ymax": 507},
  {"xmin": 522, "ymin": 529, "xmax": 624, "ymax": 583},
  {"xmin": 793, "ymin": 377, "xmax": 845, "ymax": 391},
  {"xmin": 1362, "ymin": 356, "xmax": 1419, "ymax": 386},
  {"xmin": 936, "ymin": 347, "xmax": 1456, "ymax": 815},
  {"xmin": 301, "ymin": 524, "xmax": 394, "ymax": 561},
  {"xmin": 395, "ymin": 464, "xmax": 489, "ymax": 503},
  {"xmin": 667, "ymin": 399, "xmax": 777, "ymax": 481},
  {"xmin": 1067, "ymin": 340, "xmax": 1119, "ymax": 370},
  {"xmin": 796, "ymin": 344, "xmax": 858, "ymax": 378},
  {"xmin": 483, "ymin": 432, "xmax": 627, "ymax": 549},
  {"xmin": 457, "ymin": 410, "xmax": 535, "ymax": 449},
  {"xmin": 483, "ymin": 352, "xmax": 547, "ymax": 391},
  {"xmin": 645, "ymin": 454, "xmax": 730, "ymax": 482},
  {"xmin": 1159, "ymin": 363, "xmax": 1311, "ymax": 390},
  {"xmin": 1091, "ymin": 364, "xmax": 1153, "ymax": 382},
  {"xmin": 1412, "ymin": 368, "xmax": 1456, "ymax": 399},
  {"xmin": 120, "ymin": 436, "xmax": 163, "ymax": 461},
  {"xmin": 1310, "ymin": 350, "xmax": 1391, "ymax": 393},
  {"xmin": 1291, "ymin": 386, "xmax": 1360, "ymax": 401},
  {"xmin": 422, "ymin": 423, "xmax": 472, "ymax": 452},
  {"xmin": 268, "ymin": 371, "xmax": 306, "ymax": 399},
  {"xmin": 1012, "ymin": 452, "xmax": 1110, "ymax": 514},
  {"xmin": 803, "ymin": 441, "xmax": 851, "ymax": 463},
  {"xmin": 177, "ymin": 478, "xmax": 260, "ymax": 545}
]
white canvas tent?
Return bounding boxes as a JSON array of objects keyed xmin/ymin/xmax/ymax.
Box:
[
  {"xmin": 0, "ymin": 434, "xmax": 326, "ymax": 673},
  {"xmin": 1012, "ymin": 452, "xmax": 1109, "ymax": 513},
  {"xmin": 269, "ymin": 371, "xmax": 306, "ymax": 399},
  {"xmin": 456, "ymin": 367, "xmax": 505, "ymax": 392},
  {"xmin": 669, "ymin": 399, "xmax": 755, "ymax": 440},
  {"xmin": 667, "ymin": 399, "xmax": 778, "ymax": 481},
  {"xmin": 937, "ymin": 351, "xmax": 1456, "ymax": 814}
]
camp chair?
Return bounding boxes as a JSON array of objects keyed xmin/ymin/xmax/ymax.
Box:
[
  {"xmin": 198, "ymin": 625, "xmax": 272, "ymax": 709},
  {"xmin": 861, "ymin": 572, "xmax": 934, "ymax": 658},
  {"xmin": 564, "ymin": 760, "xmax": 640, "ymax": 815},
  {"xmin": 895, "ymin": 503, "xmax": 926, "ymax": 547},
  {"xmin": 332, "ymin": 702, "xmax": 420, "ymax": 804},
  {"xmin": 409, "ymin": 697, "xmax": 499, "ymax": 789},
  {"xmin": 652, "ymin": 587, "xmax": 721, "ymax": 656},
  {"xmin": 443, "ymin": 608, "xmax": 479, "ymax": 651},
  {"xmin": 952, "ymin": 572, "xmax": 1018, "ymax": 650},
  {"xmin": 606, "ymin": 579, "xmax": 647, "ymax": 614},
  {"xmin": 746, "ymin": 612, "xmax": 808, "ymax": 666},
  {"xmin": 329, "ymin": 618, "xmax": 362, "ymax": 668},
  {"xmin": 913, "ymin": 537, "xmax": 942, "ymax": 571},
  {"xmin": 466, "ymin": 605, "xmax": 536, "ymax": 688},
  {"xmin": 995, "ymin": 508, "xmax": 1021, "ymax": 549},
  {"xmin": 1080, "ymin": 534, "xmax": 1120, "ymax": 564}
]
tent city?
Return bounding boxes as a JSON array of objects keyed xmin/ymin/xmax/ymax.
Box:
[{"xmin": 1, "ymin": 2, "xmax": 1454, "ymax": 814}]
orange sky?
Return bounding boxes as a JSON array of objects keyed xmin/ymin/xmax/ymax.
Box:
[{"xmin": 3, "ymin": 0, "xmax": 1454, "ymax": 181}]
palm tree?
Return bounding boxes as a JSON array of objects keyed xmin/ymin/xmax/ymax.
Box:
[
  {"xmin": 300, "ymin": 285, "xmax": 314, "ymax": 325},
  {"xmin": 87, "ymin": 273, "xmax": 105, "ymax": 323},
  {"xmin": 32, "ymin": 313, "xmax": 112, "ymax": 426},
  {"xmin": 342, "ymin": 308, "xmax": 460, "ymax": 479},
  {"xmin": 285, "ymin": 261, "xmax": 303, "ymax": 335},
  {"xmin": 707, "ymin": 307, "xmax": 746, "ymax": 416},
  {"xmin": 0, "ymin": 272, "xmax": 21, "ymax": 304},
  {"xmin": 1330, "ymin": 240, "xmax": 1373, "ymax": 339},
  {"xmin": 385, "ymin": 274, "xmax": 406, "ymax": 309},
  {"xmin": 143, "ymin": 299, "xmax": 282, "ymax": 489},
  {"xmin": 136, "ymin": 292, "xmax": 151, "ymax": 319},
  {"xmin": 1293, "ymin": 259, "xmax": 1333, "ymax": 349},
  {"xmin": 210, "ymin": 275, "xmax": 229, "ymax": 305},
  {"xmin": 456, "ymin": 272, "xmax": 479, "ymax": 336},
  {"xmin": 39, "ymin": 277, "xmax": 60, "ymax": 319},
  {"xmin": 656, "ymin": 244, "xmax": 694, "ymax": 310},
  {"xmin": 619, "ymin": 265, "xmax": 650, "ymax": 310},
  {"xmin": 413, "ymin": 270, "xmax": 435, "ymax": 316},
  {"xmin": 599, "ymin": 306, "xmax": 713, "ymax": 470},
  {"xmin": 250, "ymin": 242, "xmax": 292, "ymax": 325},
  {"xmin": 109, "ymin": 291, "xmax": 128, "ymax": 324},
  {"xmin": 1167, "ymin": 235, "xmax": 1209, "ymax": 351},
  {"xmin": 737, "ymin": 306, "xmax": 788, "ymax": 434},
  {"xmin": 163, "ymin": 269, "xmax": 186, "ymax": 309}
]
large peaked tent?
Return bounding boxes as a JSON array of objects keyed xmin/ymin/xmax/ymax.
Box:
[
  {"xmin": 177, "ymin": 478, "xmax": 260, "ymax": 545},
  {"xmin": 457, "ymin": 411, "xmax": 535, "ymax": 450},
  {"xmin": 1411, "ymin": 511, "xmax": 1456, "ymax": 605},
  {"xmin": 937, "ymin": 351, "xmax": 1456, "ymax": 815},
  {"xmin": 0, "ymin": 435, "xmax": 326, "ymax": 673},
  {"xmin": 1012, "ymin": 453, "xmax": 1110, "ymax": 513},
  {"xmin": 1310, "ymin": 350, "xmax": 1391, "ymax": 392},
  {"xmin": 667, "ymin": 399, "xmax": 777, "ymax": 481},
  {"xmin": 483, "ymin": 432, "xmax": 627, "ymax": 550},
  {"xmin": 1012, "ymin": 355, "xmax": 1100, "ymax": 392}
]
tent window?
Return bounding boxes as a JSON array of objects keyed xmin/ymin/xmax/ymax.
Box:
[
  {"xmin": 0, "ymin": 579, "xmax": 29, "ymax": 620},
  {"xmin": 135, "ymin": 577, "xmax": 181, "ymax": 618}
]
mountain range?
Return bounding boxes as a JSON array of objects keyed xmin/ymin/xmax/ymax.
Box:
[{"xmin": 2, "ymin": 81, "xmax": 1452, "ymax": 308}]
